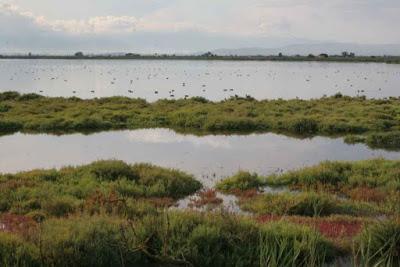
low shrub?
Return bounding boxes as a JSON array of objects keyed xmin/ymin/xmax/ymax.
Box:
[
  {"xmin": 289, "ymin": 118, "xmax": 319, "ymax": 134},
  {"xmin": 265, "ymin": 159, "xmax": 400, "ymax": 193},
  {"xmin": 216, "ymin": 171, "xmax": 266, "ymax": 193},
  {"xmin": 87, "ymin": 160, "xmax": 137, "ymax": 181},
  {"xmin": 0, "ymin": 161, "xmax": 202, "ymax": 216},
  {"xmin": 239, "ymin": 192, "xmax": 379, "ymax": 217},
  {"xmin": 0, "ymin": 120, "xmax": 22, "ymax": 132},
  {"xmin": 37, "ymin": 215, "xmax": 145, "ymax": 267},
  {"xmin": 366, "ymin": 131, "xmax": 400, "ymax": 149}
]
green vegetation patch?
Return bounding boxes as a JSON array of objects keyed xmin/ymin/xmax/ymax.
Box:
[
  {"xmin": 239, "ymin": 192, "xmax": 381, "ymax": 217},
  {"xmin": 1, "ymin": 92, "xmax": 400, "ymax": 149},
  {"xmin": 0, "ymin": 160, "xmax": 202, "ymax": 217},
  {"xmin": 355, "ymin": 220, "xmax": 400, "ymax": 267},
  {"xmin": 265, "ymin": 159, "xmax": 400, "ymax": 192},
  {"xmin": 0, "ymin": 159, "xmax": 400, "ymax": 266},
  {"xmin": 0, "ymin": 212, "xmax": 338, "ymax": 267},
  {"xmin": 216, "ymin": 171, "xmax": 266, "ymax": 193}
]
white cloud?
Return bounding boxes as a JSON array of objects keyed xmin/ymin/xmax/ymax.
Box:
[
  {"xmin": 1, "ymin": 3, "xmax": 137, "ymax": 34},
  {"xmin": 126, "ymin": 129, "xmax": 231, "ymax": 149},
  {"xmin": 50, "ymin": 16, "xmax": 137, "ymax": 34},
  {"xmin": 1, "ymin": 0, "xmax": 400, "ymax": 53}
]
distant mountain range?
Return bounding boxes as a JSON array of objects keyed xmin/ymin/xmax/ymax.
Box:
[{"xmin": 212, "ymin": 43, "xmax": 400, "ymax": 56}]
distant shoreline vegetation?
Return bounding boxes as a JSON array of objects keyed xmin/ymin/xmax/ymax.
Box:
[
  {"xmin": 1, "ymin": 51, "xmax": 400, "ymax": 64},
  {"xmin": 1, "ymin": 92, "xmax": 400, "ymax": 149}
]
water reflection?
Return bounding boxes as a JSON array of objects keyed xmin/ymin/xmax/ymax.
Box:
[
  {"xmin": 1, "ymin": 129, "xmax": 400, "ymax": 185},
  {"xmin": 1, "ymin": 59, "xmax": 400, "ymax": 100}
]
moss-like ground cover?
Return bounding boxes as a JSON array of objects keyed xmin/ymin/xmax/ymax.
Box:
[{"xmin": 1, "ymin": 91, "xmax": 400, "ymax": 149}]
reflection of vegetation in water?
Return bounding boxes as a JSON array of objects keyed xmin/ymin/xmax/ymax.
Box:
[
  {"xmin": 1, "ymin": 91, "xmax": 400, "ymax": 149},
  {"xmin": 0, "ymin": 159, "xmax": 399, "ymax": 266}
]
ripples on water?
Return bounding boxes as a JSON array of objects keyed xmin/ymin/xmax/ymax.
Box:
[{"xmin": 1, "ymin": 59, "xmax": 400, "ymax": 100}]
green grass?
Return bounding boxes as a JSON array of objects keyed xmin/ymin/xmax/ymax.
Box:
[
  {"xmin": 265, "ymin": 159, "xmax": 400, "ymax": 191},
  {"xmin": 0, "ymin": 160, "xmax": 202, "ymax": 217},
  {"xmin": 1, "ymin": 160, "xmax": 400, "ymax": 266},
  {"xmin": 0, "ymin": 211, "xmax": 339, "ymax": 267},
  {"xmin": 216, "ymin": 159, "xmax": 400, "ymax": 217},
  {"xmin": 354, "ymin": 220, "xmax": 400, "ymax": 267},
  {"xmin": 1, "ymin": 92, "xmax": 400, "ymax": 149},
  {"xmin": 215, "ymin": 171, "xmax": 266, "ymax": 193},
  {"xmin": 0, "ymin": 161, "xmax": 339, "ymax": 266},
  {"xmin": 238, "ymin": 192, "xmax": 382, "ymax": 217}
]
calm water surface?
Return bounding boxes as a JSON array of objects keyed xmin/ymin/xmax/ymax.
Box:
[
  {"xmin": 1, "ymin": 59, "xmax": 399, "ymax": 100},
  {"xmin": 1, "ymin": 129, "xmax": 399, "ymax": 186}
]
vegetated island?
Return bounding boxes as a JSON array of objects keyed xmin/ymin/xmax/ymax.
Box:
[
  {"xmin": 1, "ymin": 51, "xmax": 400, "ymax": 64},
  {"xmin": 0, "ymin": 159, "xmax": 399, "ymax": 266},
  {"xmin": 1, "ymin": 91, "xmax": 400, "ymax": 150}
]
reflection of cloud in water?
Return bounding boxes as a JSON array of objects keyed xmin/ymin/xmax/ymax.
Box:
[{"xmin": 125, "ymin": 129, "xmax": 231, "ymax": 149}]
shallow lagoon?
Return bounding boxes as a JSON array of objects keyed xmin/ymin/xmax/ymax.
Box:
[
  {"xmin": 1, "ymin": 128, "xmax": 399, "ymax": 186},
  {"xmin": 1, "ymin": 59, "xmax": 400, "ymax": 100}
]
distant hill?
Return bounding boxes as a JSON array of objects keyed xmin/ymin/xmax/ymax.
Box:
[{"xmin": 212, "ymin": 43, "xmax": 400, "ymax": 56}]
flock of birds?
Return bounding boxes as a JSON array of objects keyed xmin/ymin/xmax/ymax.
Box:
[{"xmin": 1, "ymin": 61, "xmax": 400, "ymax": 100}]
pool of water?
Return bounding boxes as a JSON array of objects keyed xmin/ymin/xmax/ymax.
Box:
[
  {"xmin": 1, "ymin": 129, "xmax": 399, "ymax": 186},
  {"xmin": 1, "ymin": 59, "xmax": 399, "ymax": 101}
]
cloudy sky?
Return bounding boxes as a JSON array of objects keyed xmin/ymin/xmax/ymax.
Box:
[{"xmin": 0, "ymin": 0, "xmax": 399, "ymax": 53}]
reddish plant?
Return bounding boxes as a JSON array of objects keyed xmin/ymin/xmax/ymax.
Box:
[
  {"xmin": 313, "ymin": 220, "xmax": 362, "ymax": 239},
  {"xmin": 0, "ymin": 213, "xmax": 37, "ymax": 237},
  {"xmin": 290, "ymin": 217, "xmax": 363, "ymax": 240},
  {"xmin": 84, "ymin": 190, "xmax": 126, "ymax": 214},
  {"xmin": 347, "ymin": 187, "xmax": 386, "ymax": 203},
  {"xmin": 189, "ymin": 189, "xmax": 223, "ymax": 208},
  {"xmin": 256, "ymin": 214, "xmax": 283, "ymax": 223},
  {"xmin": 235, "ymin": 188, "xmax": 259, "ymax": 199},
  {"xmin": 257, "ymin": 215, "xmax": 363, "ymax": 241},
  {"xmin": 145, "ymin": 197, "xmax": 175, "ymax": 208},
  {"xmin": 0, "ymin": 178, "xmax": 37, "ymax": 191}
]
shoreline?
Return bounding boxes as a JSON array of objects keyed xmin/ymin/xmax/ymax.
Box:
[
  {"xmin": 1, "ymin": 54, "xmax": 400, "ymax": 64},
  {"xmin": 1, "ymin": 92, "xmax": 400, "ymax": 149}
]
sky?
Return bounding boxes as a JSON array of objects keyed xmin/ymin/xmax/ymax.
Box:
[{"xmin": 0, "ymin": 0, "xmax": 399, "ymax": 54}]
